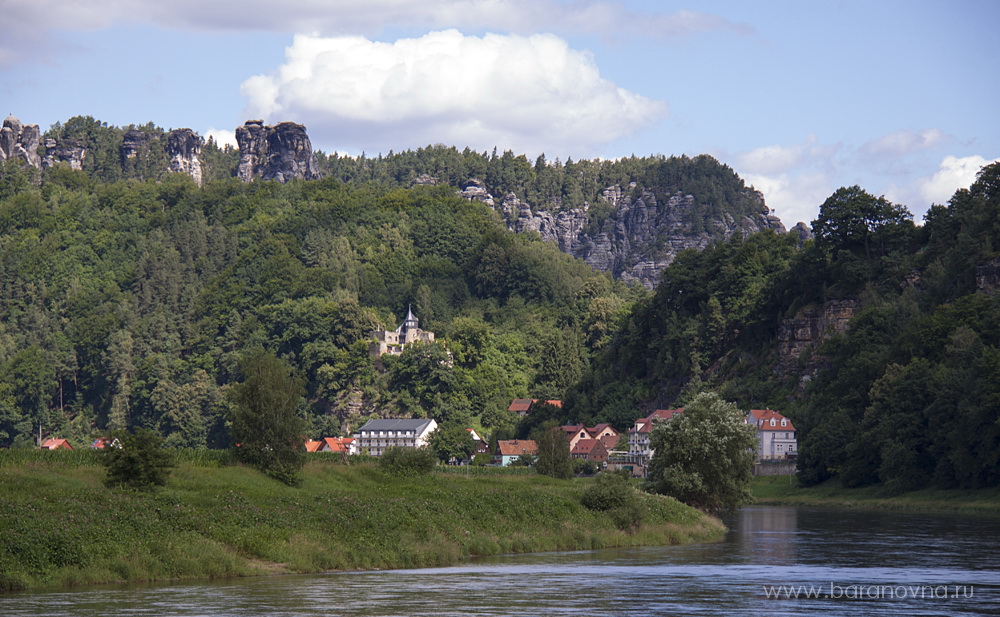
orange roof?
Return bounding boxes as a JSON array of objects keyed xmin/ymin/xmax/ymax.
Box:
[
  {"xmin": 304, "ymin": 440, "xmax": 323, "ymax": 452},
  {"xmin": 544, "ymin": 400, "xmax": 562, "ymax": 408},
  {"xmin": 40, "ymin": 438, "xmax": 72, "ymax": 450},
  {"xmin": 323, "ymin": 437, "xmax": 354, "ymax": 453},
  {"xmin": 496, "ymin": 439, "xmax": 538, "ymax": 456},
  {"xmin": 755, "ymin": 409, "xmax": 796, "ymax": 431}
]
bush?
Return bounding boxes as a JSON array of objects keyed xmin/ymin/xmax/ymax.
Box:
[
  {"xmin": 573, "ymin": 459, "xmax": 597, "ymax": 475},
  {"xmin": 581, "ymin": 471, "xmax": 647, "ymax": 532},
  {"xmin": 377, "ymin": 446, "xmax": 437, "ymax": 475},
  {"xmin": 101, "ymin": 429, "xmax": 174, "ymax": 490}
]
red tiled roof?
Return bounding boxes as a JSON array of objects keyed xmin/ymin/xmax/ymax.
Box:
[
  {"xmin": 571, "ymin": 439, "xmax": 600, "ymax": 454},
  {"xmin": 40, "ymin": 438, "xmax": 72, "ymax": 450},
  {"xmin": 508, "ymin": 398, "xmax": 534, "ymax": 412},
  {"xmin": 497, "ymin": 439, "xmax": 538, "ymax": 456},
  {"xmin": 304, "ymin": 440, "xmax": 323, "ymax": 452},
  {"xmin": 755, "ymin": 409, "xmax": 796, "ymax": 431},
  {"xmin": 544, "ymin": 400, "xmax": 562, "ymax": 408},
  {"xmin": 323, "ymin": 437, "xmax": 354, "ymax": 453}
]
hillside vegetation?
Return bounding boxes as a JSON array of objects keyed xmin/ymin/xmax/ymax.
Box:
[
  {"xmin": 0, "ymin": 450, "xmax": 724, "ymax": 591},
  {"xmin": 570, "ymin": 163, "xmax": 1000, "ymax": 493}
]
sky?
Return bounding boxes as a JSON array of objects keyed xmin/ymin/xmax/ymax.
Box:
[{"xmin": 1, "ymin": 0, "xmax": 997, "ymax": 227}]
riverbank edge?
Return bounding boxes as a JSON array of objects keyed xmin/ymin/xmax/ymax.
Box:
[
  {"xmin": 751, "ymin": 476, "xmax": 1000, "ymax": 515},
  {"xmin": 0, "ymin": 459, "xmax": 726, "ymax": 593}
]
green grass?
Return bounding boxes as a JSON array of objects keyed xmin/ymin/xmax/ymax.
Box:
[
  {"xmin": 0, "ymin": 451, "xmax": 724, "ymax": 592},
  {"xmin": 751, "ymin": 476, "xmax": 1000, "ymax": 514}
]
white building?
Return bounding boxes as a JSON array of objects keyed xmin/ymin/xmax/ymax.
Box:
[
  {"xmin": 352, "ymin": 418, "xmax": 438, "ymax": 457},
  {"xmin": 750, "ymin": 409, "xmax": 797, "ymax": 460}
]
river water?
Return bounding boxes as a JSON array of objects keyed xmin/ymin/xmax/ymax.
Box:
[{"xmin": 2, "ymin": 507, "xmax": 998, "ymax": 616}]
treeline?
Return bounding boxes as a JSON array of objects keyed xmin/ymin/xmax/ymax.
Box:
[
  {"xmin": 569, "ymin": 163, "xmax": 1000, "ymax": 492},
  {"xmin": 38, "ymin": 116, "xmax": 766, "ymax": 222},
  {"xmin": 0, "ymin": 164, "xmax": 642, "ymax": 449}
]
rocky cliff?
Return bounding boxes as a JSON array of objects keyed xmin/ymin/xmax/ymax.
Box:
[
  {"xmin": 166, "ymin": 128, "xmax": 203, "ymax": 186},
  {"xmin": 0, "ymin": 116, "xmax": 41, "ymax": 168},
  {"xmin": 461, "ymin": 178, "xmax": 786, "ymax": 288},
  {"xmin": 775, "ymin": 299, "xmax": 858, "ymax": 380},
  {"xmin": 236, "ymin": 120, "xmax": 319, "ymax": 183}
]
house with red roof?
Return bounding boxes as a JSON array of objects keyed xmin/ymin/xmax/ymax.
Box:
[
  {"xmin": 586, "ymin": 423, "xmax": 621, "ymax": 450},
  {"xmin": 571, "ymin": 438, "xmax": 610, "ymax": 465},
  {"xmin": 40, "ymin": 438, "xmax": 72, "ymax": 450},
  {"xmin": 494, "ymin": 439, "xmax": 538, "ymax": 466},
  {"xmin": 507, "ymin": 399, "xmax": 562, "ymax": 417},
  {"xmin": 750, "ymin": 410, "xmax": 797, "ymax": 460},
  {"xmin": 559, "ymin": 424, "xmax": 592, "ymax": 450},
  {"xmin": 627, "ymin": 409, "xmax": 683, "ymax": 459}
]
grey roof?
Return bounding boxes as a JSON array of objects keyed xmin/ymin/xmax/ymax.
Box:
[{"xmin": 356, "ymin": 418, "xmax": 435, "ymax": 433}]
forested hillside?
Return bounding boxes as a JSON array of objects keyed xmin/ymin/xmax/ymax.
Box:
[
  {"xmin": 569, "ymin": 163, "xmax": 1000, "ymax": 492},
  {"xmin": 0, "ymin": 161, "xmax": 643, "ymax": 448}
]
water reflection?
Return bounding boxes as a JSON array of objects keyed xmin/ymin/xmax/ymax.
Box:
[{"xmin": 2, "ymin": 507, "xmax": 998, "ymax": 616}]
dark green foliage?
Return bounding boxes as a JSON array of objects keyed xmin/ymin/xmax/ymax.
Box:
[
  {"xmin": 581, "ymin": 471, "xmax": 647, "ymax": 531},
  {"xmin": 101, "ymin": 428, "xmax": 175, "ymax": 490},
  {"xmin": 531, "ymin": 422, "xmax": 573, "ymax": 480},
  {"xmin": 377, "ymin": 446, "xmax": 437, "ymax": 475},
  {"xmin": 430, "ymin": 423, "xmax": 477, "ymax": 463},
  {"xmin": 644, "ymin": 392, "xmax": 757, "ymax": 513},
  {"xmin": 228, "ymin": 349, "xmax": 307, "ymax": 486}
]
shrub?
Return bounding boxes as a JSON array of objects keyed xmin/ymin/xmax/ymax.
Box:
[
  {"xmin": 101, "ymin": 429, "xmax": 175, "ymax": 490},
  {"xmin": 377, "ymin": 446, "xmax": 437, "ymax": 475},
  {"xmin": 581, "ymin": 471, "xmax": 647, "ymax": 532}
]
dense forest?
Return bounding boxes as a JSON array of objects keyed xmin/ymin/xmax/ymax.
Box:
[
  {"xmin": 0, "ymin": 151, "xmax": 648, "ymax": 449},
  {"xmin": 569, "ymin": 163, "xmax": 1000, "ymax": 492},
  {"xmin": 3, "ymin": 114, "xmax": 998, "ymax": 493}
]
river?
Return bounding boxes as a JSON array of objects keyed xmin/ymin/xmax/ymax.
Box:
[{"xmin": 2, "ymin": 507, "xmax": 998, "ymax": 616}]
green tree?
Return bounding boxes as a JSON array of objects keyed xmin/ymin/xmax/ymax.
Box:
[
  {"xmin": 812, "ymin": 185, "xmax": 913, "ymax": 260},
  {"xmin": 644, "ymin": 392, "xmax": 757, "ymax": 513},
  {"xmin": 429, "ymin": 423, "xmax": 476, "ymax": 463},
  {"xmin": 228, "ymin": 348, "xmax": 307, "ymax": 486},
  {"xmin": 532, "ymin": 421, "xmax": 573, "ymax": 479},
  {"xmin": 101, "ymin": 428, "xmax": 175, "ymax": 490}
]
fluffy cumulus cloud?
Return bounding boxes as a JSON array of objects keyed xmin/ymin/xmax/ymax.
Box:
[
  {"xmin": 860, "ymin": 128, "xmax": 949, "ymax": 159},
  {"xmin": 240, "ymin": 30, "xmax": 667, "ymax": 156},
  {"xmin": 917, "ymin": 154, "xmax": 1000, "ymax": 206}
]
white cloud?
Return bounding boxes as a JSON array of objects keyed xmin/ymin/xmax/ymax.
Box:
[
  {"xmin": 204, "ymin": 128, "xmax": 237, "ymax": 148},
  {"xmin": 240, "ymin": 30, "xmax": 667, "ymax": 156},
  {"xmin": 0, "ymin": 1, "xmax": 751, "ymax": 65},
  {"xmin": 860, "ymin": 128, "xmax": 949, "ymax": 159},
  {"xmin": 743, "ymin": 171, "xmax": 834, "ymax": 228},
  {"xmin": 917, "ymin": 154, "xmax": 1000, "ymax": 205}
]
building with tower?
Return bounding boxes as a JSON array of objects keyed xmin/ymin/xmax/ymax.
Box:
[{"xmin": 370, "ymin": 306, "xmax": 436, "ymax": 358}]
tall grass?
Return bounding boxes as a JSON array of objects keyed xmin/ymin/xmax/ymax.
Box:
[{"xmin": 0, "ymin": 457, "xmax": 724, "ymax": 592}]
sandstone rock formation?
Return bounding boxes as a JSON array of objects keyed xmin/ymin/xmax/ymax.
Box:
[
  {"xmin": 166, "ymin": 128, "xmax": 203, "ymax": 186},
  {"xmin": 0, "ymin": 116, "xmax": 41, "ymax": 168},
  {"xmin": 42, "ymin": 138, "xmax": 86, "ymax": 170},
  {"xmin": 464, "ymin": 178, "xmax": 786, "ymax": 289},
  {"xmin": 775, "ymin": 299, "xmax": 859, "ymax": 379},
  {"xmin": 120, "ymin": 129, "xmax": 158, "ymax": 162},
  {"xmin": 236, "ymin": 120, "xmax": 320, "ymax": 183}
]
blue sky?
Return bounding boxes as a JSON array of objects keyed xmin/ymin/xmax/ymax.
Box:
[{"xmin": 1, "ymin": 0, "xmax": 997, "ymax": 227}]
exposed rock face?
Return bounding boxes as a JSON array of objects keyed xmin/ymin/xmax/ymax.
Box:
[
  {"xmin": 166, "ymin": 128, "xmax": 203, "ymax": 186},
  {"xmin": 466, "ymin": 178, "xmax": 786, "ymax": 289},
  {"xmin": 236, "ymin": 120, "xmax": 320, "ymax": 183},
  {"xmin": 790, "ymin": 222, "xmax": 814, "ymax": 246},
  {"xmin": 976, "ymin": 259, "xmax": 1000, "ymax": 294},
  {"xmin": 775, "ymin": 299, "xmax": 859, "ymax": 379},
  {"xmin": 42, "ymin": 138, "xmax": 86, "ymax": 170},
  {"xmin": 120, "ymin": 129, "xmax": 158, "ymax": 162},
  {"xmin": 0, "ymin": 116, "xmax": 41, "ymax": 168}
]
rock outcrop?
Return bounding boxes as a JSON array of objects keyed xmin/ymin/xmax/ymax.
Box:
[
  {"xmin": 775, "ymin": 299, "xmax": 859, "ymax": 379},
  {"xmin": 166, "ymin": 128, "xmax": 203, "ymax": 186},
  {"xmin": 236, "ymin": 120, "xmax": 319, "ymax": 183},
  {"xmin": 42, "ymin": 138, "xmax": 86, "ymax": 170},
  {"xmin": 120, "ymin": 129, "xmax": 158, "ymax": 162},
  {"xmin": 464, "ymin": 178, "xmax": 786, "ymax": 289},
  {"xmin": 0, "ymin": 116, "xmax": 41, "ymax": 168}
]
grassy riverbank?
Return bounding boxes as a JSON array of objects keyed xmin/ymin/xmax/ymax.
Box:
[
  {"xmin": 0, "ymin": 451, "xmax": 724, "ymax": 592},
  {"xmin": 752, "ymin": 476, "xmax": 1000, "ymax": 514}
]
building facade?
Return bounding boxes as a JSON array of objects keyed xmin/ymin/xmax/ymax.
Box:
[
  {"xmin": 370, "ymin": 306, "xmax": 435, "ymax": 358},
  {"xmin": 352, "ymin": 418, "xmax": 438, "ymax": 457},
  {"xmin": 750, "ymin": 409, "xmax": 797, "ymax": 460}
]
